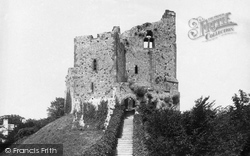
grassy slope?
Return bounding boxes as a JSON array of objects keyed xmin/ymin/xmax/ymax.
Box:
[{"xmin": 6, "ymin": 114, "xmax": 103, "ymax": 156}]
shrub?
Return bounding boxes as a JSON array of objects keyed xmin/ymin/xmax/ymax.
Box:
[
  {"xmin": 14, "ymin": 126, "xmax": 39, "ymax": 140},
  {"xmin": 134, "ymin": 87, "xmax": 147, "ymax": 98},
  {"xmin": 138, "ymin": 91, "xmax": 250, "ymax": 156},
  {"xmin": 133, "ymin": 112, "xmax": 148, "ymax": 156},
  {"xmin": 96, "ymin": 100, "xmax": 109, "ymax": 129},
  {"xmin": 64, "ymin": 90, "xmax": 72, "ymax": 114},
  {"xmin": 172, "ymin": 94, "xmax": 180, "ymax": 105},
  {"xmin": 47, "ymin": 97, "xmax": 65, "ymax": 120},
  {"xmin": 82, "ymin": 100, "xmax": 108, "ymax": 130},
  {"xmin": 82, "ymin": 103, "xmax": 124, "ymax": 156},
  {"xmin": 143, "ymin": 109, "xmax": 191, "ymax": 155}
]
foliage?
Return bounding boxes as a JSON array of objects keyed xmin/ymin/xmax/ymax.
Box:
[
  {"xmin": 133, "ymin": 106, "xmax": 149, "ymax": 156},
  {"xmin": 47, "ymin": 97, "xmax": 65, "ymax": 120},
  {"xmin": 15, "ymin": 126, "xmax": 39, "ymax": 139},
  {"xmin": 82, "ymin": 103, "xmax": 124, "ymax": 156},
  {"xmin": 0, "ymin": 114, "xmax": 24, "ymax": 125},
  {"xmin": 64, "ymin": 90, "xmax": 72, "ymax": 114},
  {"xmin": 141, "ymin": 105, "xmax": 190, "ymax": 155},
  {"xmin": 82, "ymin": 100, "xmax": 108, "ymax": 130},
  {"xmin": 0, "ymin": 133, "xmax": 8, "ymax": 153},
  {"xmin": 134, "ymin": 86, "xmax": 148, "ymax": 98},
  {"xmin": 0, "ymin": 98, "xmax": 65, "ymax": 153},
  {"xmin": 172, "ymin": 94, "xmax": 180, "ymax": 105},
  {"xmin": 0, "ymin": 117, "xmax": 54, "ymax": 154},
  {"xmin": 138, "ymin": 89, "xmax": 250, "ymax": 156}
]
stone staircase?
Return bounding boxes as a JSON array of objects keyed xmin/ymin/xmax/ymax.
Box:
[{"xmin": 116, "ymin": 114, "xmax": 134, "ymax": 156}]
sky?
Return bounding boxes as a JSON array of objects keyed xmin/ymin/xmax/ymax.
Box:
[{"xmin": 0, "ymin": 0, "xmax": 250, "ymax": 119}]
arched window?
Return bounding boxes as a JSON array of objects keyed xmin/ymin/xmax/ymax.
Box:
[
  {"xmin": 93, "ymin": 59, "xmax": 97, "ymax": 71},
  {"xmin": 135, "ymin": 65, "xmax": 138, "ymax": 74},
  {"xmin": 143, "ymin": 30, "xmax": 154, "ymax": 49}
]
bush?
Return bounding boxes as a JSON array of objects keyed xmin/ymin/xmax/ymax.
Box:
[
  {"xmin": 47, "ymin": 97, "xmax": 65, "ymax": 120},
  {"xmin": 172, "ymin": 94, "xmax": 180, "ymax": 105},
  {"xmin": 82, "ymin": 103, "xmax": 124, "ymax": 156},
  {"xmin": 143, "ymin": 109, "xmax": 190, "ymax": 155},
  {"xmin": 138, "ymin": 90, "xmax": 250, "ymax": 156},
  {"xmin": 133, "ymin": 111, "xmax": 148, "ymax": 156},
  {"xmin": 64, "ymin": 90, "xmax": 72, "ymax": 114},
  {"xmin": 96, "ymin": 100, "xmax": 109, "ymax": 129},
  {"xmin": 82, "ymin": 100, "xmax": 108, "ymax": 130},
  {"xmin": 14, "ymin": 126, "xmax": 39, "ymax": 140},
  {"xmin": 134, "ymin": 87, "xmax": 147, "ymax": 98}
]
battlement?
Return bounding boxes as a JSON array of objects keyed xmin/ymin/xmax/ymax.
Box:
[{"xmin": 74, "ymin": 26, "xmax": 120, "ymax": 45}]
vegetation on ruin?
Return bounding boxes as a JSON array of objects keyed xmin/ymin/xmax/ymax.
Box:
[
  {"xmin": 83, "ymin": 100, "xmax": 125, "ymax": 156},
  {"xmin": 82, "ymin": 100, "xmax": 108, "ymax": 130},
  {"xmin": 65, "ymin": 90, "xmax": 72, "ymax": 114}
]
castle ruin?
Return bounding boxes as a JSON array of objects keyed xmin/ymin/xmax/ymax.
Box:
[{"xmin": 65, "ymin": 10, "xmax": 179, "ymax": 114}]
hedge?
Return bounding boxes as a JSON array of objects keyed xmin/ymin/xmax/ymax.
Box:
[
  {"xmin": 133, "ymin": 111, "xmax": 148, "ymax": 156},
  {"xmin": 82, "ymin": 103, "xmax": 125, "ymax": 156},
  {"xmin": 82, "ymin": 100, "xmax": 108, "ymax": 130}
]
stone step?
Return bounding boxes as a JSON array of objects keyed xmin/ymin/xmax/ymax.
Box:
[
  {"xmin": 116, "ymin": 114, "xmax": 134, "ymax": 156},
  {"xmin": 117, "ymin": 146, "xmax": 132, "ymax": 148},
  {"xmin": 119, "ymin": 136, "xmax": 132, "ymax": 138},
  {"xmin": 119, "ymin": 138, "xmax": 132, "ymax": 140},
  {"xmin": 117, "ymin": 143, "xmax": 133, "ymax": 145},
  {"xmin": 119, "ymin": 138, "xmax": 133, "ymax": 140},
  {"xmin": 117, "ymin": 145, "xmax": 133, "ymax": 147},
  {"xmin": 122, "ymin": 131, "xmax": 133, "ymax": 133},
  {"xmin": 117, "ymin": 153, "xmax": 133, "ymax": 155},
  {"xmin": 118, "ymin": 140, "xmax": 132, "ymax": 142},
  {"xmin": 116, "ymin": 149, "xmax": 133, "ymax": 154},
  {"xmin": 121, "ymin": 129, "xmax": 133, "ymax": 131},
  {"xmin": 116, "ymin": 150, "xmax": 133, "ymax": 153},
  {"xmin": 121, "ymin": 131, "xmax": 133, "ymax": 133},
  {"xmin": 121, "ymin": 133, "xmax": 133, "ymax": 135},
  {"xmin": 116, "ymin": 145, "xmax": 133, "ymax": 147},
  {"xmin": 117, "ymin": 147, "xmax": 132, "ymax": 150}
]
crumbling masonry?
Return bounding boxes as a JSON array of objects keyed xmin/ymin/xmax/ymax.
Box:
[{"xmin": 65, "ymin": 10, "xmax": 180, "ymax": 118}]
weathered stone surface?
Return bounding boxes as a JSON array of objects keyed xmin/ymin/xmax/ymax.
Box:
[
  {"xmin": 120, "ymin": 10, "xmax": 177, "ymax": 92},
  {"xmin": 65, "ymin": 10, "xmax": 180, "ymax": 116}
]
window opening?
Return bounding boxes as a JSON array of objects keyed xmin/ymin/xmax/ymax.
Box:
[
  {"xmin": 91, "ymin": 82, "xmax": 94, "ymax": 93},
  {"xmin": 93, "ymin": 59, "xmax": 97, "ymax": 71},
  {"xmin": 135, "ymin": 65, "xmax": 138, "ymax": 74}
]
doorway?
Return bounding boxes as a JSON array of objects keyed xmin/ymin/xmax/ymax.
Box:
[{"xmin": 124, "ymin": 97, "xmax": 135, "ymax": 111}]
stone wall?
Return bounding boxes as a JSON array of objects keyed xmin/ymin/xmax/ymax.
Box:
[
  {"xmin": 120, "ymin": 10, "xmax": 178, "ymax": 92},
  {"xmin": 66, "ymin": 27, "xmax": 126, "ymax": 108},
  {"xmin": 65, "ymin": 10, "xmax": 180, "ymax": 113},
  {"xmin": 113, "ymin": 27, "xmax": 127, "ymax": 82}
]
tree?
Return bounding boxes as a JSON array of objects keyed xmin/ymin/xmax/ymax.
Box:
[
  {"xmin": 47, "ymin": 98, "xmax": 65, "ymax": 120},
  {"xmin": 232, "ymin": 89, "xmax": 250, "ymax": 110},
  {"xmin": 64, "ymin": 90, "xmax": 72, "ymax": 114}
]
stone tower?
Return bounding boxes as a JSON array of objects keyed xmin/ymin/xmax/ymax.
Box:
[{"xmin": 65, "ymin": 10, "xmax": 179, "ymax": 113}]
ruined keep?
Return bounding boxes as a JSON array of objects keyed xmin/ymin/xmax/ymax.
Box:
[{"xmin": 65, "ymin": 10, "xmax": 179, "ymax": 114}]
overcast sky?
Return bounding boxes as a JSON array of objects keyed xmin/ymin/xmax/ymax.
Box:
[{"xmin": 1, "ymin": 0, "xmax": 250, "ymax": 119}]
